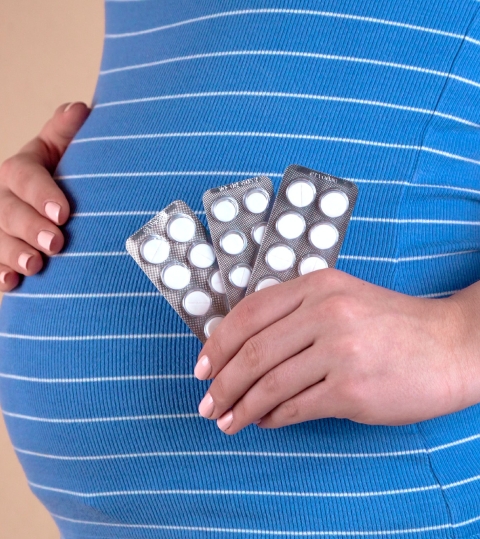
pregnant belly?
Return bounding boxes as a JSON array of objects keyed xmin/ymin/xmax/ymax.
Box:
[{"xmin": 2, "ymin": 109, "xmax": 480, "ymax": 536}]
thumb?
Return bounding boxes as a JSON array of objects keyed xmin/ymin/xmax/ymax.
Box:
[{"xmin": 21, "ymin": 102, "xmax": 91, "ymax": 172}]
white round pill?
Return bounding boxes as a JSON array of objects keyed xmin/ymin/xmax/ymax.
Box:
[
  {"xmin": 276, "ymin": 211, "xmax": 306, "ymax": 240},
  {"xmin": 255, "ymin": 276, "xmax": 281, "ymax": 291},
  {"xmin": 211, "ymin": 197, "xmax": 238, "ymax": 222},
  {"xmin": 320, "ymin": 190, "xmax": 349, "ymax": 218},
  {"xmin": 167, "ymin": 214, "xmax": 196, "ymax": 243},
  {"xmin": 299, "ymin": 255, "xmax": 328, "ymax": 275},
  {"xmin": 286, "ymin": 179, "xmax": 316, "ymax": 208},
  {"xmin": 204, "ymin": 315, "xmax": 224, "ymax": 338},
  {"xmin": 219, "ymin": 231, "xmax": 247, "ymax": 255},
  {"xmin": 229, "ymin": 264, "xmax": 252, "ymax": 288},
  {"xmin": 243, "ymin": 188, "xmax": 269, "ymax": 214},
  {"xmin": 182, "ymin": 289, "xmax": 212, "ymax": 316},
  {"xmin": 209, "ymin": 269, "xmax": 226, "ymax": 294},
  {"xmin": 161, "ymin": 263, "xmax": 191, "ymax": 290},
  {"xmin": 140, "ymin": 235, "xmax": 170, "ymax": 264},
  {"xmin": 309, "ymin": 223, "xmax": 339, "ymax": 250},
  {"xmin": 188, "ymin": 242, "xmax": 216, "ymax": 269},
  {"xmin": 265, "ymin": 244, "xmax": 296, "ymax": 272},
  {"xmin": 251, "ymin": 222, "xmax": 267, "ymax": 245}
]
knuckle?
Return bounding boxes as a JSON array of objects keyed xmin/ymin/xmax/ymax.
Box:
[
  {"xmin": 0, "ymin": 196, "xmax": 19, "ymax": 231},
  {"xmin": 234, "ymin": 297, "xmax": 259, "ymax": 329},
  {"xmin": 326, "ymin": 295, "xmax": 357, "ymax": 323},
  {"xmin": 210, "ymin": 376, "xmax": 229, "ymax": 408},
  {"xmin": 338, "ymin": 336, "xmax": 363, "ymax": 362},
  {"xmin": 261, "ymin": 368, "xmax": 281, "ymax": 396},
  {"xmin": 305, "ymin": 267, "xmax": 340, "ymax": 288},
  {"xmin": 232, "ymin": 397, "xmax": 249, "ymax": 421},
  {"xmin": 0, "ymin": 156, "xmax": 20, "ymax": 183},
  {"xmin": 279, "ymin": 398, "xmax": 300, "ymax": 422},
  {"xmin": 241, "ymin": 336, "xmax": 267, "ymax": 373},
  {"xmin": 207, "ymin": 336, "xmax": 225, "ymax": 365}
]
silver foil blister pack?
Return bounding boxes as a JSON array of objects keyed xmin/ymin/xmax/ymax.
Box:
[
  {"xmin": 203, "ymin": 176, "xmax": 274, "ymax": 309},
  {"xmin": 246, "ymin": 165, "xmax": 358, "ymax": 295},
  {"xmin": 125, "ymin": 200, "xmax": 229, "ymax": 343}
]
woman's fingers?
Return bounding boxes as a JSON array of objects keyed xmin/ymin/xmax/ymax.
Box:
[
  {"xmin": 23, "ymin": 102, "xmax": 91, "ymax": 170},
  {"xmin": 217, "ymin": 346, "xmax": 330, "ymax": 434},
  {"xmin": 0, "ymin": 265, "xmax": 20, "ymax": 292},
  {"xmin": 0, "ymin": 102, "xmax": 90, "ymax": 226},
  {"xmin": 0, "ymin": 228, "xmax": 43, "ymax": 276},
  {"xmin": 197, "ymin": 278, "xmax": 307, "ymax": 377},
  {"xmin": 204, "ymin": 309, "xmax": 317, "ymax": 420},
  {"xmin": 258, "ymin": 379, "xmax": 338, "ymax": 430},
  {"xmin": 0, "ymin": 157, "xmax": 70, "ymax": 226},
  {"xmin": 0, "ymin": 192, "xmax": 64, "ymax": 254}
]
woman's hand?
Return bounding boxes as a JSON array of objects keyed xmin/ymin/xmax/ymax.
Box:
[
  {"xmin": 0, "ymin": 102, "xmax": 90, "ymax": 291},
  {"xmin": 194, "ymin": 269, "xmax": 479, "ymax": 434}
]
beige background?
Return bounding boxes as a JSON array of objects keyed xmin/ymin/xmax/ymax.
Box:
[{"xmin": 0, "ymin": 2, "xmax": 104, "ymax": 537}]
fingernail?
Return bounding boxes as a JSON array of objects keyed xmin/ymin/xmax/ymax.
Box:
[
  {"xmin": 64, "ymin": 102, "xmax": 85, "ymax": 113},
  {"xmin": 18, "ymin": 252, "xmax": 33, "ymax": 271},
  {"xmin": 217, "ymin": 410, "xmax": 234, "ymax": 432},
  {"xmin": 0, "ymin": 271, "xmax": 11, "ymax": 284},
  {"xmin": 37, "ymin": 230, "xmax": 55, "ymax": 251},
  {"xmin": 253, "ymin": 419, "xmax": 262, "ymax": 425},
  {"xmin": 45, "ymin": 202, "xmax": 61, "ymax": 224},
  {"xmin": 194, "ymin": 356, "xmax": 212, "ymax": 380},
  {"xmin": 198, "ymin": 393, "xmax": 214, "ymax": 418}
]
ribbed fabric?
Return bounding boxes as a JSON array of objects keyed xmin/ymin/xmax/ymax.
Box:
[{"xmin": 2, "ymin": 1, "xmax": 480, "ymax": 537}]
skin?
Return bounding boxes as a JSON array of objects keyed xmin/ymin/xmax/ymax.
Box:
[
  {"xmin": 3, "ymin": 104, "xmax": 479, "ymax": 435},
  {"xmin": 196, "ymin": 269, "xmax": 480, "ymax": 434},
  {"xmin": 0, "ymin": 102, "xmax": 90, "ymax": 292}
]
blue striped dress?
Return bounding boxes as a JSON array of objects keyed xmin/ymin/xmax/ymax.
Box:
[{"xmin": 2, "ymin": 1, "xmax": 480, "ymax": 537}]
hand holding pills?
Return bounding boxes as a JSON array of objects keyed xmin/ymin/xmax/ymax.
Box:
[{"xmin": 195, "ymin": 269, "xmax": 472, "ymax": 434}]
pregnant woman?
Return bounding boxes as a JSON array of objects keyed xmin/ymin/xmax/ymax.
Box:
[{"xmin": 2, "ymin": 1, "xmax": 480, "ymax": 537}]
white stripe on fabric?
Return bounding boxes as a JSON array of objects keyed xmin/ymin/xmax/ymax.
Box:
[
  {"xmin": 339, "ymin": 249, "xmax": 479, "ymax": 263},
  {"xmin": 66, "ymin": 214, "xmax": 480, "ymax": 224},
  {"xmin": 443, "ymin": 474, "xmax": 480, "ymax": 490},
  {"xmin": 2, "ymin": 411, "xmax": 198, "ymax": 423},
  {"xmin": 13, "ymin": 447, "xmax": 430, "ymax": 460},
  {"xmin": 0, "ymin": 373, "xmax": 194, "ymax": 383},
  {"xmin": 12, "ymin": 431, "xmax": 480, "ymax": 461},
  {"xmin": 52, "ymin": 251, "xmax": 129, "ymax": 258},
  {"xmin": 71, "ymin": 211, "xmax": 205, "ymax": 217},
  {"xmin": 5, "ymin": 248, "xmax": 476, "ymax": 265},
  {"xmin": 417, "ymin": 290, "xmax": 459, "ymax": 298},
  {"xmin": 56, "ymin": 171, "xmax": 282, "ymax": 180},
  {"xmin": 429, "ymin": 433, "xmax": 480, "ymax": 453},
  {"xmin": 351, "ymin": 217, "xmax": 480, "ymax": 225},
  {"xmin": 354, "ymin": 179, "xmax": 480, "ymax": 197},
  {"xmin": 70, "ymin": 131, "xmax": 480, "ymax": 167},
  {"xmin": 95, "ymin": 92, "xmax": 479, "ymax": 128},
  {"xmin": 0, "ymin": 333, "xmax": 193, "ymax": 341},
  {"xmin": 98, "ymin": 51, "xmax": 480, "ymax": 91},
  {"xmin": 29, "ymin": 481, "xmax": 440, "ymax": 498},
  {"xmin": 2, "ymin": 289, "xmax": 461, "ymax": 300},
  {"xmin": 54, "ymin": 170, "xmax": 480, "ymax": 198},
  {"xmin": 104, "ymin": 9, "xmax": 480, "ymax": 47},
  {"xmin": 46, "ymin": 511, "xmax": 480, "ymax": 535}
]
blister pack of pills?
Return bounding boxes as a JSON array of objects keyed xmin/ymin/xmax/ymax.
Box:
[
  {"xmin": 125, "ymin": 200, "xmax": 229, "ymax": 343},
  {"xmin": 203, "ymin": 176, "xmax": 274, "ymax": 309},
  {"xmin": 246, "ymin": 165, "xmax": 358, "ymax": 295}
]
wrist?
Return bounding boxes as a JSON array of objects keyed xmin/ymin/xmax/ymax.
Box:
[{"xmin": 444, "ymin": 287, "xmax": 480, "ymax": 411}]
